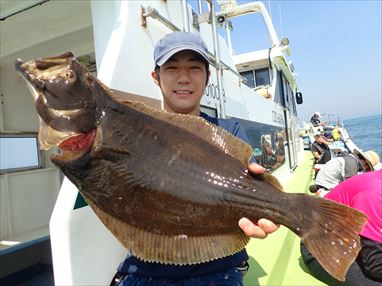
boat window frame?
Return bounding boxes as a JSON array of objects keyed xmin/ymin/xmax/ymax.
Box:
[
  {"xmin": 200, "ymin": 105, "xmax": 218, "ymax": 118},
  {"xmin": 0, "ymin": 132, "xmax": 44, "ymax": 174},
  {"xmin": 239, "ymin": 67, "xmax": 271, "ymax": 90},
  {"xmin": 254, "ymin": 67, "xmax": 271, "ymax": 86},
  {"xmin": 291, "ymin": 90, "xmax": 298, "ymax": 115},
  {"xmin": 239, "ymin": 70, "xmax": 256, "ymax": 88}
]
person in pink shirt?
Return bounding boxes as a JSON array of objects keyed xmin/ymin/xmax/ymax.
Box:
[
  {"xmin": 301, "ymin": 169, "xmax": 382, "ymax": 284},
  {"xmin": 325, "ymin": 168, "xmax": 382, "ymax": 282}
]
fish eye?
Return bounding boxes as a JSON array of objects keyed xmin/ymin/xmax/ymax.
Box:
[
  {"xmin": 62, "ymin": 70, "xmax": 76, "ymax": 80},
  {"xmin": 66, "ymin": 71, "xmax": 74, "ymax": 78}
]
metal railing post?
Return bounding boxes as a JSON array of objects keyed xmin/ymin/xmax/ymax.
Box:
[{"xmin": 209, "ymin": 1, "xmax": 226, "ymax": 118}]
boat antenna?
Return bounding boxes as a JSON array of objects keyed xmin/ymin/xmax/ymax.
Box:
[
  {"xmin": 268, "ymin": 0, "xmax": 272, "ymax": 19},
  {"xmin": 278, "ymin": 1, "xmax": 284, "ymax": 37}
]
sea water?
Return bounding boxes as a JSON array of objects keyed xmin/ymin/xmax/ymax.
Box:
[{"xmin": 343, "ymin": 114, "xmax": 382, "ymax": 157}]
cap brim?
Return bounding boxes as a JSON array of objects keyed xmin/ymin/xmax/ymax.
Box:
[
  {"xmin": 353, "ymin": 149, "xmax": 374, "ymax": 171},
  {"xmin": 156, "ymin": 46, "xmax": 210, "ymax": 66}
]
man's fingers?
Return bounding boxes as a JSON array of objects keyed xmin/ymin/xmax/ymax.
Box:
[
  {"xmin": 238, "ymin": 218, "xmax": 279, "ymax": 239},
  {"xmin": 247, "ymin": 163, "xmax": 266, "ymax": 175},
  {"xmin": 238, "ymin": 217, "xmax": 267, "ymax": 239},
  {"xmin": 257, "ymin": 218, "xmax": 279, "ymax": 234}
]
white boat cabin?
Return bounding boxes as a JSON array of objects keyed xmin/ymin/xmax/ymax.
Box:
[{"xmin": 0, "ymin": 1, "xmax": 304, "ymax": 285}]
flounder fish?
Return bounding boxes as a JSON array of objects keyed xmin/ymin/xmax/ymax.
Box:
[{"xmin": 16, "ymin": 52, "xmax": 366, "ymax": 281}]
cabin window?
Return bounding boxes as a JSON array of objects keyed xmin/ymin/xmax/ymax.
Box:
[
  {"xmin": 240, "ymin": 68, "xmax": 271, "ymax": 89},
  {"xmin": 200, "ymin": 106, "xmax": 218, "ymax": 118},
  {"xmin": 282, "ymin": 76, "xmax": 290, "ymax": 109},
  {"xmin": 0, "ymin": 134, "xmax": 42, "ymax": 173},
  {"xmin": 275, "ymin": 71, "xmax": 284, "ymax": 106},
  {"xmin": 255, "ymin": 68, "xmax": 270, "ymax": 86},
  {"xmin": 240, "ymin": 70, "xmax": 255, "ymax": 88},
  {"xmin": 289, "ymin": 88, "xmax": 297, "ymax": 115}
]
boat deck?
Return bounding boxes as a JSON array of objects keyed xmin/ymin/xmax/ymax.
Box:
[{"xmin": 245, "ymin": 151, "xmax": 325, "ymax": 286}]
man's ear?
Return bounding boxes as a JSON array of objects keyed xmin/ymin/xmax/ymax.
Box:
[
  {"xmin": 151, "ymin": 71, "xmax": 159, "ymax": 86},
  {"xmin": 206, "ymin": 69, "xmax": 211, "ymax": 86}
]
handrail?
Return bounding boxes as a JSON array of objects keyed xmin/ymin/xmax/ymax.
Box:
[
  {"xmin": 208, "ymin": 0, "xmax": 226, "ymax": 118},
  {"xmin": 215, "ymin": 1, "xmax": 280, "ymax": 46},
  {"xmin": 0, "ymin": 0, "xmax": 50, "ymax": 21},
  {"xmin": 207, "ymin": 53, "xmax": 246, "ymax": 83},
  {"xmin": 141, "ymin": 6, "xmax": 180, "ymax": 31}
]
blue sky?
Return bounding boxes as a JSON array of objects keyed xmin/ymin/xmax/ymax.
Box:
[{"xmin": 224, "ymin": 0, "xmax": 381, "ymax": 122}]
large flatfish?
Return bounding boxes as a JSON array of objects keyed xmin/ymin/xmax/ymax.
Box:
[{"xmin": 15, "ymin": 52, "xmax": 366, "ymax": 281}]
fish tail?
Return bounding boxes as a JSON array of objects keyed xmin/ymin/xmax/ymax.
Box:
[{"xmin": 296, "ymin": 195, "xmax": 367, "ymax": 281}]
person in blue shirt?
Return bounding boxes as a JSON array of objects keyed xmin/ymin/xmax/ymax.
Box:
[{"xmin": 112, "ymin": 31, "xmax": 278, "ymax": 286}]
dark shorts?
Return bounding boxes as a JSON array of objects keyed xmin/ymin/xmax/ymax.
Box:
[
  {"xmin": 301, "ymin": 240, "xmax": 382, "ymax": 285},
  {"xmin": 357, "ymin": 237, "xmax": 382, "ymax": 281},
  {"xmin": 116, "ymin": 267, "xmax": 243, "ymax": 286}
]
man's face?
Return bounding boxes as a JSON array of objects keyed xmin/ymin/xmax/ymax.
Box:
[{"xmin": 152, "ymin": 50, "xmax": 209, "ymax": 115}]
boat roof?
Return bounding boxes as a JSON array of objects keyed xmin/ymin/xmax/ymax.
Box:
[{"xmin": 233, "ymin": 49, "xmax": 270, "ymax": 71}]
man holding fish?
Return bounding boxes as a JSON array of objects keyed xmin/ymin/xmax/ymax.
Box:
[
  {"xmin": 16, "ymin": 32, "xmax": 367, "ymax": 286},
  {"xmin": 112, "ymin": 31, "xmax": 278, "ymax": 285}
]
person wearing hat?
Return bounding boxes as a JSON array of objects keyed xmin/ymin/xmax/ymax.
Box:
[
  {"xmin": 354, "ymin": 149, "xmax": 381, "ymax": 172},
  {"xmin": 310, "ymin": 112, "xmax": 326, "ymax": 127},
  {"xmin": 111, "ymin": 32, "xmax": 278, "ymax": 286},
  {"xmin": 310, "ymin": 149, "xmax": 380, "ymax": 197},
  {"xmin": 311, "ymin": 131, "xmax": 331, "ymax": 165},
  {"xmin": 302, "ymin": 167, "xmax": 382, "ymax": 284}
]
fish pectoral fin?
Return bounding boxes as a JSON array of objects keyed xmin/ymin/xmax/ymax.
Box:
[
  {"xmin": 126, "ymin": 101, "xmax": 253, "ymax": 165},
  {"xmin": 257, "ymin": 173, "xmax": 284, "ymax": 191},
  {"xmin": 88, "ymin": 198, "xmax": 250, "ymax": 265}
]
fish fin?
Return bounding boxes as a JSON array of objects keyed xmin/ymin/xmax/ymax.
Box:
[
  {"xmin": 126, "ymin": 101, "xmax": 253, "ymax": 166},
  {"xmin": 87, "ymin": 197, "xmax": 250, "ymax": 265},
  {"xmin": 299, "ymin": 196, "xmax": 367, "ymax": 281},
  {"xmin": 256, "ymin": 173, "xmax": 284, "ymax": 191}
]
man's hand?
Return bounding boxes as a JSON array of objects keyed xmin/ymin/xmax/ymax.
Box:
[
  {"xmin": 239, "ymin": 217, "xmax": 279, "ymax": 238},
  {"xmin": 238, "ymin": 163, "xmax": 279, "ymax": 238}
]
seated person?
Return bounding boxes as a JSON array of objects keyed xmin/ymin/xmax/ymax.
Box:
[
  {"xmin": 274, "ymin": 132, "xmax": 285, "ymax": 167},
  {"xmin": 311, "ymin": 132, "xmax": 331, "ymax": 164},
  {"xmin": 260, "ymin": 134, "xmax": 277, "ymax": 171},
  {"xmin": 310, "ymin": 150, "xmax": 380, "ymax": 197},
  {"xmin": 354, "ymin": 149, "xmax": 381, "ymax": 173},
  {"xmin": 310, "ymin": 112, "xmax": 326, "ymax": 127},
  {"xmin": 302, "ymin": 168, "xmax": 382, "ymax": 284},
  {"xmin": 322, "ymin": 130, "xmax": 334, "ymax": 142}
]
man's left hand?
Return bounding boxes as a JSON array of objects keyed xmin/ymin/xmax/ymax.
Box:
[{"xmin": 238, "ymin": 163, "xmax": 279, "ymax": 238}]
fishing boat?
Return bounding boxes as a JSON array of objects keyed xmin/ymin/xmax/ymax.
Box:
[{"xmin": 0, "ymin": 1, "xmax": 362, "ymax": 285}]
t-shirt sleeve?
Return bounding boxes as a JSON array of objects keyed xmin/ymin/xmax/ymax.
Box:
[{"xmin": 218, "ymin": 119, "xmax": 256, "ymax": 164}]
